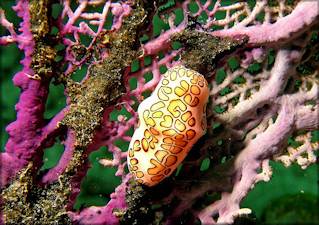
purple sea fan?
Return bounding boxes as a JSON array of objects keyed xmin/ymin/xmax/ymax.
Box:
[{"xmin": 0, "ymin": 0, "xmax": 318, "ymax": 224}]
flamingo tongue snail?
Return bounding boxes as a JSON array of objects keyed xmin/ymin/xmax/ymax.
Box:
[{"xmin": 127, "ymin": 65, "xmax": 210, "ymax": 186}]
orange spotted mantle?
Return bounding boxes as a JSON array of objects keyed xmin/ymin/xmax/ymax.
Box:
[{"xmin": 127, "ymin": 65, "xmax": 209, "ymax": 186}]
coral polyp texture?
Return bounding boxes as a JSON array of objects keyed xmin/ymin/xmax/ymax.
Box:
[{"xmin": 0, "ymin": 0, "xmax": 318, "ymax": 224}]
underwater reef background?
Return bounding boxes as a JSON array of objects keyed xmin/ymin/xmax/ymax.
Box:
[{"xmin": 0, "ymin": 0, "xmax": 318, "ymax": 224}]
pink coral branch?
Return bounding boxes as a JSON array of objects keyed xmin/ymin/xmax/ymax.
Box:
[
  {"xmin": 1, "ymin": 0, "xmax": 40, "ymax": 187},
  {"xmin": 211, "ymin": 2, "xmax": 319, "ymax": 45},
  {"xmin": 142, "ymin": 17, "xmax": 187, "ymax": 55},
  {"xmin": 0, "ymin": 8, "xmax": 18, "ymax": 45},
  {"xmin": 212, "ymin": 49, "xmax": 296, "ymax": 124},
  {"xmin": 41, "ymin": 128, "xmax": 76, "ymax": 184},
  {"xmin": 199, "ymin": 97, "xmax": 295, "ymax": 223},
  {"xmin": 70, "ymin": 176, "xmax": 129, "ymax": 224}
]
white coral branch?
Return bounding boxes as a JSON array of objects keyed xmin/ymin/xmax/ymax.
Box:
[{"xmin": 276, "ymin": 132, "xmax": 318, "ymax": 169}]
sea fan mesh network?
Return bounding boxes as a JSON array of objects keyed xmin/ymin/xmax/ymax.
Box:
[{"xmin": 0, "ymin": 0, "xmax": 318, "ymax": 224}]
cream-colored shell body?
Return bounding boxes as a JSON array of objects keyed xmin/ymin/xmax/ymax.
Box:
[{"xmin": 127, "ymin": 65, "xmax": 209, "ymax": 186}]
